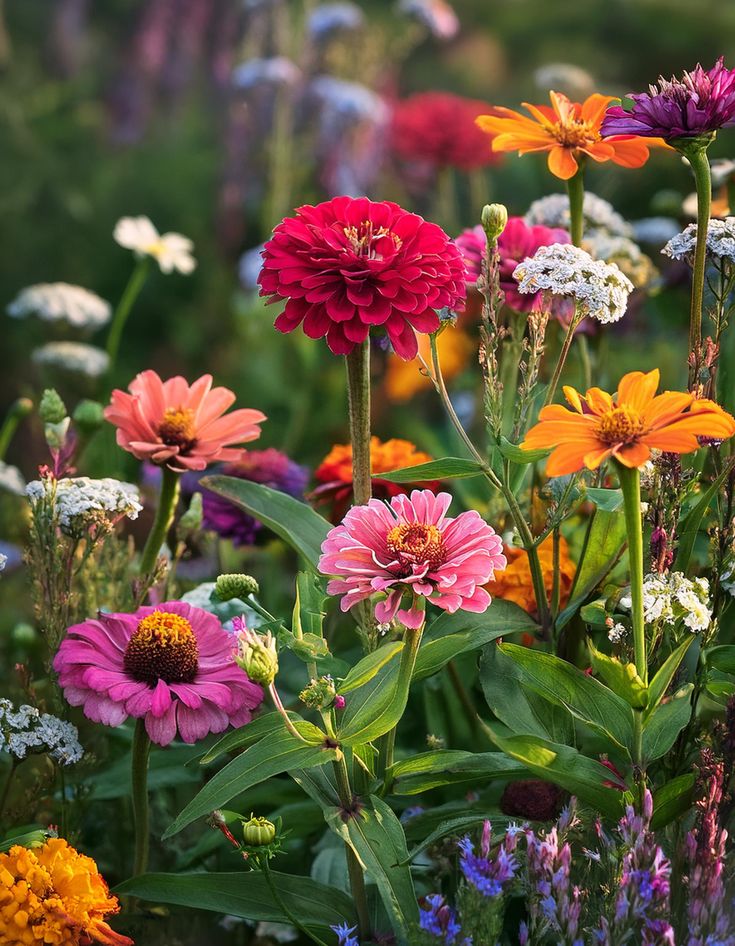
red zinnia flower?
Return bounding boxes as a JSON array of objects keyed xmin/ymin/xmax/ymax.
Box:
[{"xmin": 258, "ymin": 196, "xmax": 467, "ymax": 359}]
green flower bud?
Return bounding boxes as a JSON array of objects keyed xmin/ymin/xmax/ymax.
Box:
[
  {"xmin": 215, "ymin": 573, "xmax": 260, "ymax": 601},
  {"xmin": 177, "ymin": 492, "xmax": 203, "ymax": 540},
  {"xmin": 481, "ymin": 203, "xmax": 508, "ymax": 243},
  {"xmin": 299, "ymin": 675, "xmax": 337, "ymax": 710},
  {"xmin": 44, "ymin": 418, "xmax": 70, "ymax": 450},
  {"xmin": 72, "ymin": 399, "xmax": 104, "ymax": 434},
  {"xmin": 39, "ymin": 389, "xmax": 67, "ymax": 425},
  {"xmin": 234, "ymin": 625, "xmax": 278, "ymax": 686},
  {"xmin": 242, "ymin": 814, "xmax": 276, "ymax": 846}
]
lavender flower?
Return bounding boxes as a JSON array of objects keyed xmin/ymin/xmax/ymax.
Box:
[
  {"xmin": 525, "ymin": 825, "xmax": 584, "ymax": 946},
  {"xmin": 459, "ymin": 820, "xmax": 520, "ymax": 897},
  {"xmin": 419, "ymin": 894, "xmax": 471, "ymax": 945},
  {"xmin": 331, "ymin": 923, "xmax": 359, "ymax": 946}
]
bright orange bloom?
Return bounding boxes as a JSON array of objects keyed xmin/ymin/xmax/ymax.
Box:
[
  {"xmin": 385, "ymin": 327, "xmax": 474, "ymax": 402},
  {"xmin": 476, "ymin": 91, "xmax": 663, "ymax": 180},
  {"xmin": 522, "ymin": 369, "xmax": 735, "ymax": 477},
  {"xmin": 486, "ymin": 534, "xmax": 576, "ymax": 617},
  {"xmin": 0, "ymin": 838, "xmax": 133, "ymax": 945}
]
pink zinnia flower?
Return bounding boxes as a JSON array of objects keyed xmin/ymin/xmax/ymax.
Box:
[
  {"xmin": 318, "ymin": 489, "xmax": 506, "ymax": 629},
  {"xmin": 258, "ymin": 196, "xmax": 467, "ymax": 359},
  {"xmin": 53, "ymin": 601, "xmax": 263, "ymax": 746},
  {"xmin": 104, "ymin": 370, "xmax": 266, "ymax": 472}
]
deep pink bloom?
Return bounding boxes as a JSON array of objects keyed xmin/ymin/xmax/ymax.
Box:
[
  {"xmin": 258, "ymin": 196, "xmax": 467, "ymax": 359},
  {"xmin": 105, "ymin": 370, "xmax": 266, "ymax": 473},
  {"xmin": 53, "ymin": 601, "xmax": 263, "ymax": 746},
  {"xmin": 456, "ymin": 217, "xmax": 570, "ymax": 311},
  {"xmin": 318, "ymin": 489, "xmax": 506, "ymax": 629}
]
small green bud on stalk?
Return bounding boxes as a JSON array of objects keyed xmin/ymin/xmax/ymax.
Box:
[
  {"xmin": 215, "ymin": 573, "xmax": 260, "ymax": 601},
  {"xmin": 39, "ymin": 389, "xmax": 67, "ymax": 425},
  {"xmin": 242, "ymin": 815, "xmax": 277, "ymax": 847},
  {"xmin": 299, "ymin": 675, "xmax": 337, "ymax": 710},
  {"xmin": 481, "ymin": 203, "xmax": 508, "ymax": 244},
  {"xmin": 234, "ymin": 625, "xmax": 278, "ymax": 686},
  {"xmin": 72, "ymin": 399, "xmax": 104, "ymax": 434}
]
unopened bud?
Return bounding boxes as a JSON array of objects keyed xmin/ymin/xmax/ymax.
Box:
[
  {"xmin": 177, "ymin": 492, "xmax": 203, "ymax": 540},
  {"xmin": 72, "ymin": 399, "xmax": 104, "ymax": 434},
  {"xmin": 242, "ymin": 814, "xmax": 276, "ymax": 846},
  {"xmin": 215, "ymin": 573, "xmax": 259, "ymax": 601},
  {"xmin": 299, "ymin": 675, "xmax": 337, "ymax": 710},
  {"xmin": 39, "ymin": 389, "xmax": 67, "ymax": 425},
  {"xmin": 44, "ymin": 418, "xmax": 70, "ymax": 450},
  {"xmin": 481, "ymin": 203, "xmax": 508, "ymax": 243},
  {"xmin": 233, "ymin": 622, "xmax": 278, "ymax": 686}
]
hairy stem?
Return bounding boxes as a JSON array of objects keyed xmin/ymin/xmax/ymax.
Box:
[{"xmin": 345, "ymin": 341, "xmax": 372, "ymax": 506}]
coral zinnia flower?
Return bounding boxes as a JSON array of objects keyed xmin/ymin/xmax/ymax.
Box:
[
  {"xmin": 486, "ymin": 535, "xmax": 576, "ymax": 617},
  {"xmin": 522, "ymin": 369, "xmax": 735, "ymax": 476},
  {"xmin": 0, "ymin": 838, "xmax": 132, "ymax": 945},
  {"xmin": 601, "ymin": 58, "xmax": 735, "ymax": 140},
  {"xmin": 104, "ymin": 370, "xmax": 265, "ymax": 472},
  {"xmin": 54, "ymin": 601, "xmax": 263, "ymax": 746},
  {"xmin": 319, "ymin": 489, "xmax": 506, "ymax": 628},
  {"xmin": 391, "ymin": 92, "xmax": 501, "ymax": 171},
  {"xmin": 258, "ymin": 196, "xmax": 467, "ymax": 359},
  {"xmin": 476, "ymin": 91, "xmax": 661, "ymax": 180}
]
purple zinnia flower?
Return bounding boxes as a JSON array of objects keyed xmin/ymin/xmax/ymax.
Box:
[{"xmin": 601, "ymin": 58, "xmax": 735, "ymax": 140}]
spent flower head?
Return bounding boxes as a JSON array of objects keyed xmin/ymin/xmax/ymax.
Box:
[
  {"xmin": 7, "ymin": 282, "xmax": 112, "ymax": 330},
  {"xmin": 233, "ymin": 619, "xmax": 279, "ymax": 686}
]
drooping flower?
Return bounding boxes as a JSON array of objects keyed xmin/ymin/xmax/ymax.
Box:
[
  {"xmin": 600, "ymin": 58, "xmax": 735, "ymax": 140},
  {"xmin": 486, "ymin": 534, "xmax": 576, "ymax": 616},
  {"xmin": 104, "ymin": 370, "xmax": 265, "ymax": 472},
  {"xmin": 8, "ymin": 283, "xmax": 112, "ymax": 330},
  {"xmin": 32, "ymin": 341, "xmax": 110, "ymax": 378},
  {"xmin": 391, "ymin": 92, "xmax": 500, "ymax": 171},
  {"xmin": 54, "ymin": 601, "xmax": 264, "ymax": 746},
  {"xmin": 113, "ymin": 215, "xmax": 196, "ymax": 274},
  {"xmin": 525, "ymin": 192, "xmax": 633, "ymax": 238},
  {"xmin": 258, "ymin": 196, "xmax": 467, "ymax": 359},
  {"xmin": 0, "ymin": 837, "xmax": 133, "ymax": 945},
  {"xmin": 319, "ymin": 489, "xmax": 506, "ymax": 628},
  {"xmin": 26, "ymin": 476, "xmax": 142, "ymax": 537},
  {"xmin": 384, "ymin": 326, "xmax": 474, "ymax": 402},
  {"xmin": 521, "ymin": 369, "xmax": 735, "ymax": 476},
  {"xmin": 476, "ymin": 91, "xmax": 661, "ymax": 180},
  {"xmin": 663, "ymin": 217, "xmax": 735, "ymax": 265}
]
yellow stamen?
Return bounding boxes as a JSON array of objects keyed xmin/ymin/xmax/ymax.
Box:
[{"xmin": 597, "ymin": 406, "xmax": 646, "ymax": 445}]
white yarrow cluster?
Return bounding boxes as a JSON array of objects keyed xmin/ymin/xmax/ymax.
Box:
[
  {"xmin": 32, "ymin": 341, "xmax": 110, "ymax": 378},
  {"xmin": 621, "ymin": 572, "xmax": 712, "ymax": 632},
  {"xmin": 525, "ymin": 192, "xmax": 633, "ymax": 237},
  {"xmin": 7, "ymin": 283, "xmax": 112, "ymax": 330},
  {"xmin": 114, "ymin": 216, "xmax": 196, "ymax": 274},
  {"xmin": 0, "ymin": 700, "xmax": 83, "ymax": 765},
  {"xmin": 26, "ymin": 476, "xmax": 142, "ymax": 534},
  {"xmin": 512, "ymin": 243, "xmax": 633, "ymax": 324},
  {"xmin": 607, "ymin": 622, "xmax": 627, "ymax": 643},
  {"xmin": 0, "ymin": 461, "xmax": 26, "ymax": 497},
  {"xmin": 662, "ymin": 217, "xmax": 735, "ymax": 265}
]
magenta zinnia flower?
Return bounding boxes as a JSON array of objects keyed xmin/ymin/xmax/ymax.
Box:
[
  {"xmin": 318, "ymin": 489, "xmax": 506, "ymax": 628},
  {"xmin": 258, "ymin": 196, "xmax": 467, "ymax": 359},
  {"xmin": 601, "ymin": 58, "xmax": 735, "ymax": 140},
  {"xmin": 54, "ymin": 601, "xmax": 263, "ymax": 745}
]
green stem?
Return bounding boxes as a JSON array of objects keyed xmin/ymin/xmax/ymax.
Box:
[
  {"xmin": 617, "ymin": 464, "xmax": 647, "ymax": 688},
  {"xmin": 566, "ymin": 167, "xmax": 586, "ymax": 247},
  {"xmin": 0, "ymin": 398, "xmax": 32, "ymax": 461},
  {"xmin": 139, "ymin": 466, "xmax": 180, "ymax": 579},
  {"xmin": 378, "ymin": 622, "xmax": 424, "ymax": 791},
  {"xmin": 345, "ymin": 341, "xmax": 372, "ymax": 506},
  {"xmin": 262, "ymin": 859, "xmax": 329, "ymax": 946},
  {"xmin": 106, "ymin": 258, "xmax": 150, "ymax": 373},
  {"xmin": 544, "ymin": 308, "xmax": 584, "ymax": 407},
  {"xmin": 686, "ymin": 148, "xmax": 712, "ymax": 385},
  {"xmin": 332, "ymin": 754, "xmax": 371, "ymax": 939},
  {"xmin": 131, "ymin": 718, "xmax": 152, "ymax": 877}
]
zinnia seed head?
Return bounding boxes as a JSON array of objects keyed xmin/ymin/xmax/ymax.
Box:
[{"xmin": 123, "ymin": 611, "xmax": 199, "ymax": 684}]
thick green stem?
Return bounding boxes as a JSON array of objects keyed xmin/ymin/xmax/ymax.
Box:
[
  {"xmin": 106, "ymin": 258, "xmax": 150, "ymax": 373},
  {"xmin": 345, "ymin": 341, "xmax": 372, "ymax": 506},
  {"xmin": 617, "ymin": 464, "xmax": 647, "ymax": 688},
  {"xmin": 332, "ymin": 754, "xmax": 371, "ymax": 938},
  {"xmin": 686, "ymin": 149, "xmax": 712, "ymax": 384},
  {"xmin": 544, "ymin": 308, "xmax": 584, "ymax": 407},
  {"xmin": 566, "ymin": 167, "xmax": 586, "ymax": 247},
  {"xmin": 131, "ymin": 718, "xmax": 152, "ymax": 877},
  {"xmin": 139, "ymin": 466, "xmax": 180, "ymax": 579}
]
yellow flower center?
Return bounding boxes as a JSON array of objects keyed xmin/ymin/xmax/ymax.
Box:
[
  {"xmin": 596, "ymin": 406, "xmax": 646, "ymax": 445},
  {"xmin": 552, "ymin": 116, "xmax": 599, "ymax": 149},
  {"xmin": 158, "ymin": 406, "xmax": 196, "ymax": 450},
  {"xmin": 124, "ymin": 611, "xmax": 199, "ymax": 684},
  {"xmin": 143, "ymin": 238, "xmax": 167, "ymax": 259},
  {"xmin": 343, "ymin": 220, "xmax": 402, "ymax": 259},
  {"xmin": 386, "ymin": 523, "xmax": 446, "ymax": 575}
]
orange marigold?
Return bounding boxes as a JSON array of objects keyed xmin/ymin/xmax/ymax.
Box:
[
  {"xmin": 522, "ymin": 369, "xmax": 735, "ymax": 477},
  {"xmin": 486, "ymin": 534, "xmax": 576, "ymax": 617},
  {"xmin": 385, "ymin": 326, "xmax": 474, "ymax": 402},
  {"xmin": 476, "ymin": 91, "xmax": 664, "ymax": 180},
  {"xmin": 0, "ymin": 838, "xmax": 132, "ymax": 945}
]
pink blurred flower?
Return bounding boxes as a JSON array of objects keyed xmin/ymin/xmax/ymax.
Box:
[
  {"xmin": 104, "ymin": 369, "xmax": 266, "ymax": 472},
  {"xmin": 54, "ymin": 601, "xmax": 263, "ymax": 746},
  {"xmin": 258, "ymin": 196, "xmax": 467, "ymax": 359},
  {"xmin": 318, "ymin": 489, "xmax": 506, "ymax": 629}
]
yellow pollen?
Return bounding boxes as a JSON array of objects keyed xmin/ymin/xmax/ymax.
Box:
[
  {"xmin": 124, "ymin": 611, "xmax": 199, "ymax": 684},
  {"xmin": 143, "ymin": 238, "xmax": 167, "ymax": 259},
  {"xmin": 386, "ymin": 523, "xmax": 446, "ymax": 575},
  {"xmin": 158, "ymin": 406, "xmax": 196, "ymax": 450},
  {"xmin": 596, "ymin": 407, "xmax": 646, "ymax": 445},
  {"xmin": 552, "ymin": 117, "xmax": 598, "ymax": 149},
  {"xmin": 343, "ymin": 221, "xmax": 402, "ymax": 259}
]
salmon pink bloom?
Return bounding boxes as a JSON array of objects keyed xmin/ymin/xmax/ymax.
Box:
[
  {"xmin": 258, "ymin": 196, "xmax": 467, "ymax": 359},
  {"xmin": 104, "ymin": 370, "xmax": 266, "ymax": 472},
  {"xmin": 319, "ymin": 489, "xmax": 506, "ymax": 629},
  {"xmin": 54, "ymin": 601, "xmax": 264, "ymax": 746}
]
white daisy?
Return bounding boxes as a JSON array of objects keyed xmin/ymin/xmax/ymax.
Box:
[{"xmin": 113, "ymin": 216, "xmax": 196, "ymax": 274}]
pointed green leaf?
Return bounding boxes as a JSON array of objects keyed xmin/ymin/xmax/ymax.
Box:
[
  {"xmin": 390, "ymin": 749, "xmax": 526, "ymax": 795},
  {"xmin": 337, "ymin": 649, "xmax": 410, "ymax": 746},
  {"xmin": 674, "ymin": 459, "xmax": 735, "ymax": 571},
  {"xmin": 651, "ymin": 773, "xmax": 696, "ymax": 829},
  {"xmin": 498, "ymin": 437, "xmax": 550, "ymax": 465},
  {"xmin": 707, "ymin": 644, "xmax": 735, "ymax": 675},
  {"xmin": 589, "ymin": 644, "xmax": 648, "ymax": 709},
  {"xmin": 585, "ymin": 488, "xmax": 623, "ymax": 511},
  {"xmin": 339, "ymin": 642, "xmax": 404, "ymax": 694},
  {"xmin": 377, "ymin": 457, "xmax": 486, "ymax": 482},
  {"xmin": 642, "ymin": 687, "xmax": 693, "ymax": 762},
  {"xmin": 645, "ymin": 637, "xmax": 695, "ymax": 719},
  {"xmin": 199, "ymin": 713, "xmax": 324, "ymax": 765}
]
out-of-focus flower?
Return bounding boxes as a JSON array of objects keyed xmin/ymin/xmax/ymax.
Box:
[
  {"xmin": 319, "ymin": 489, "xmax": 506, "ymax": 628},
  {"xmin": 54, "ymin": 601, "xmax": 264, "ymax": 745},
  {"xmin": 26, "ymin": 476, "xmax": 142, "ymax": 536},
  {"xmin": 582, "ymin": 231, "xmax": 657, "ymax": 289},
  {"xmin": 7, "ymin": 283, "xmax": 111, "ymax": 330},
  {"xmin": 525, "ymin": 192, "xmax": 633, "ymax": 238},
  {"xmin": 522, "ymin": 369, "xmax": 735, "ymax": 476},
  {"xmin": 486, "ymin": 534, "xmax": 576, "ymax": 616},
  {"xmin": 259, "ymin": 197, "xmax": 466, "ymax": 359},
  {"xmin": 331, "ymin": 923, "xmax": 360, "ymax": 946},
  {"xmin": 601, "ymin": 58, "xmax": 735, "ymax": 140},
  {"xmin": 105, "ymin": 370, "xmax": 265, "ymax": 472},
  {"xmin": 0, "ymin": 461, "xmax": 26, "ymax": 496},
  {"xmin": 238, "ymin": 244, "xmax": 265, "ymax": 290},
  {"xmin": 684, "ymin": 158, "xmax": 735, "ymax": 219},
  {"xmin": 0, "ymin": 838, "xmax": 133, "ymax": 945},
  {"xmin": 114, "ymin": 215, "xmax": 196, "ymax": 274},
  {"xmin": 232, "ymin": 56, "xmax": 301, "ymax": 91},
  {"xmin": 308, "ymin": 3, "xmax": 364, "ymax": 41},
  {"xmin": 477, "ymin": 91, "xmax": 661, "ymax": 180},
  {"xmin": 513, "ymin": 244, "xmax": 633, "ymax": 324},
  {"xmin": 32, "ymin": 342, "xmax": 110, "ymax": 378},
  {"xmin": 631, "ymin": 217, "xmax": 681, "ymax": 247},
  {"xmin": 397, "ymin": 0, "xmax": 459, "ymax": 40},
  {"xmin": 419, "ymin": 894, "xmax": 468, "ymax": 944},
  {"xmin": 0, "ymin": 699, "xmax": 83, "ymax": 765},
  {"xmin": 663, "ymin": 217, "xmax": 735, "ymax": 264},
  {"xmin": 608, "ymin": 621, "xmax": 627, "ymax": 643},
  {"xmin": 500, "ymin": 779, "xmax": 564, "ymax": 820},
  {"xmin": 534, "ymin": 63, "xmax": 595, "ymax": 100},
  {"xmin": 391, "ymin": 92, "xmax": 499, "ymax": 171},
  {"xmin": 384, "ymin": 326, "xmax": 474, "ymax": 402}
]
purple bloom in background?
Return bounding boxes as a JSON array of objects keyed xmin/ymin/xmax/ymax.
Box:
[
  {"xmin": 308, "ymin": 3, "xmax": 364, "ymax": 41},
  {"xmin": 601, "ymin": 58, "xmax": 735, "ymax": 140},
  {"xmin": 419, "ymin": 894, "xmax": 471, "ymax": 945},
  {"xmin": 525, "ymin": 823, "xmax": 583, "ymax": 946},
  {"xmin": 459, "ymin": 820, "xmax": 520, "ymax": 897}
]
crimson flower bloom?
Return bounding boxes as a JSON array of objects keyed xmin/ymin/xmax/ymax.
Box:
[{"xmin": 259, "ymin": 196, "xmax": 467, "ymax": 359}]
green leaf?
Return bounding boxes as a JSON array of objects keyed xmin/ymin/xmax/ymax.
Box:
[
  {"xmin": 390, "ymin": 750, "xmax": 526, "ymax": 795},
  {"xmin": 674, "ymin": 460, "xmax": 735, "ymax": 571},
  {"xmin": 337, "ymin": 648, "xmax": 409, "ymax": 747},
  {"xmin": 0, "ymin": 829, "xmax": 47, "ymax": 852},
  {"xmin": 645, "ymin": 637, "xmax": 695, "ymax": 719},
  {"xmin": 91, "ymin": 745, "xmax": 204, "ymax": 800},
  {"xmin": 401, "ymin": 812, "xmax": 514, "ymax": 864},
  {"xmin": 339, "ymin": 642, "xmax": 404, "ymax": 694},
  {"xmin": 707, "ymin": 644, "xmax": 735, "ymax": 675},
  {"xmin": 115, "ymin": 871, "xmax": 355, "ymax": 931},
  {"xmin": 585, "ymin": 488, "xmax": 623, "ymax": 511},
  {"xmin": 589, "ymin": 644, "xmax": 647, "ymax": 709},
  {"xmin": 497, "ymin": 437, "xmax": 549, "ymax": 465},
  {"xmin": 201, "ymin": 475, "xmax": 330, "ymax": 570},
  {"xmin": 495, "ymin": 643, "xmax": 635, "ymax": 753},
  {"xmin": 651, "ymin": 773, "xmax": 696, "ymax": 829},
  {"xmin": 199, "ymin": 713, "xmax": 326, "ymax": 765},
  {"xmin": 293, "ymin": 571, "xmax": 327, "ymax": 637},
  {"xmin": 377, "ymin": 457, "xmax": 485, "ymax": 482},
  {"xmin": 163, "ymin": 730, "xmax": 337, "ymax": 839},
  {"xmin": 641, "ymin": 687, "xmax": 693, "ymax": 762}
]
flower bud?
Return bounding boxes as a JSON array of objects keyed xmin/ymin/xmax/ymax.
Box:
[
  {"xmin": 177, "ymin": 492, "xmax": 203, "ymax": 540},
  {"xmin": 39, "ymin": 389, "xmax": 67, "ymax": 425},
  {"xmin": 234, "ymin": 624, "xmax": 278, "ymax": 686},
  {"xmin": 242, "ymin": 814, "xmax": 276, "ymax": 846},
  {"xmin": 44, "ymin": 418, "xmax": 71, "ymax": 451},
  {"xmin": 215, "ymin": 573, "xmax": 260, "ymax": 601},
  {"xmin": 72, "ymin": 399, "xmax": 104, "ymax": 434},
  {"xmin": 481, "ymin": 203, "xmax": 508, "ymax": 243},
  {"xmin": 299, "ymin": 675, "xmax": 337, "ymax": 710}
]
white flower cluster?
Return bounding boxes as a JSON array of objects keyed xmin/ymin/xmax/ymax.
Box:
[
  {"xmin": 0, "ymin": 700, "xmax": 83, "ymax": 765},
  {"xmin": 7, "ymin": 283, "xmax": 111, "ymax": 330},
  {"xmin": 512, "ymin": 243, "xmax": 633, "ymax": 324},
  {"xmin": 32, "ymin": 341, "xmax": 110, "ymax": 378},
  {"xmin": 525, "ymin": 192, "xmax": 633, "ymax": 237},
  {"xmin": 0, "ymin": 461, "xmax": 25, "ymax": 497},
  {"xmin": 26, "ymin": 476, "xmax": 142, "ymax": 535},
  {"xmin": 607, "ymin": 622, "xmax": 627, "ymax": 643},
  {"xmin": 621, "ymin": 571, "xmax": 712, "ymax": 632},
  {"xmin": 662, "ymin": 217, "xmax": 735, "ymax": 265},
  {"xmin": 114, "ymin": 216, "xmax": 196, "ymax": 274}
]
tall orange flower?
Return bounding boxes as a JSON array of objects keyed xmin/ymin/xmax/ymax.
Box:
[
  {"xmin": 476, "ymin": 92, "xmax": 663, "ymax": 180},
  {"xmin": 522, "ymin": 369, "xmax": 735, "ymax": 476}
]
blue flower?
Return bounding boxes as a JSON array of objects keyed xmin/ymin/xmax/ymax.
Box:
[{"xmin": 331, "ymin": 922, "xmax": 359, "ymax": 946}]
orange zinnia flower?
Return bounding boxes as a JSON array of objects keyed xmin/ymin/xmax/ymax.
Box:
[
  {"xmin": 486, "ymin": 534, "xmax": 576, "ymax": 617},
  {"xmin": 476, "ymin": 92, "xmax": 663, "ymax": 180},
  {"xmin": 522, "ymin": 369, "xmax": 735, "ymax": 476},
  {"xmin": 385, "ymin": 326, "xmax": 474, "ymax": 402}
]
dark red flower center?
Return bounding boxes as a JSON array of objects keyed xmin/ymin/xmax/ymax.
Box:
[
  {"xmin": 124, "ymin": 611, "xmax": 199, "ymax": 684},
  {"xmin": 158, "ymin": 407, "xmax": 197, "ymax": 452},
  {"xmin": 342, "ymin": 220, "xmax": 402, "ymax": 260},
  {"xmin": 386, "ymin": 522, "xmax": 446, "ymax": 575}
]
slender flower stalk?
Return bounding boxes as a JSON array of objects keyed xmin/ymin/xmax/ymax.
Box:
[
  {"xmin": 543, "ymin": 305, "xmax": 585, "ymax": 406},
  {"xmin": 0, "ymin": 397, "xmax": 32, "ymax": 460},
  {"xmin": 685, "ymin": 146, "xmax": 713, "ymax": 385},
  {"xmin": 345, "ymin": 341, "xmax": 372, "ymax": 507},
  {"xmin": 105, "ymin": 258, "xmax": 150, "ymax": 373},
  {"xmin": 138, "ymin": 466, "xmax": 180, "ymax": 581},
  {"xmin": 131, "ymin": 717, "xmax": 152, "ymax": 877}
]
